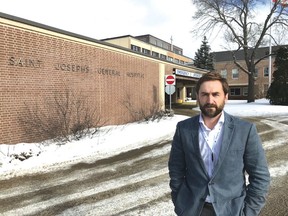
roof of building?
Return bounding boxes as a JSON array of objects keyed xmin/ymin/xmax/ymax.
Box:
[
  {"xmin": 99, "ymin": 35, "xmax": 133, "ymax": 41},
  {"xmin": 0, "ymin": 12, "xmax": 196, "ymax": 67},
  {"xmin": 212, "ymin": 46, "xmax": 284, "ymax": 62},
  {"xmin": 101, "ymin": 34, "xmax": 182, "ymax": 50}
]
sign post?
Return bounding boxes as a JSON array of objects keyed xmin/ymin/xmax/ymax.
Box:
[{"xmin": 165, "ymin": 75, "xmax": 176, "ymax": 114}]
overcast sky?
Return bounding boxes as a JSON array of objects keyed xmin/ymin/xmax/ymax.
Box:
[
  {"xmin": 0, "ymin": 0, "xmax": 213, "ymax": 57},
  {"xmin": 1, "ymin": 0, "xmax": 270, "ymax": 58}
]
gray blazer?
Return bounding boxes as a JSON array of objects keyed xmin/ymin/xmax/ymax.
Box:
[{"xmin": 168, "ymin": 112, "xmax": 270, "ymax": 216}]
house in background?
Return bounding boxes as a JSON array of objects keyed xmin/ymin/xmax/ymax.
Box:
[{"xmin": 212, "ymin": 46, "xmax": 281, "ymax": 100}]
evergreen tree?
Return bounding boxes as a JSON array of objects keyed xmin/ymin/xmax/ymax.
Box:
[
  {"xmin": 194, "ymin": 36, "xmax": 214, "ymax": 71},
  {"xmin": 266, "ymin": 46, "xmax": 288, "ymax": 105}
]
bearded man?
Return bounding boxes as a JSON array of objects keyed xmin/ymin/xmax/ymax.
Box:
[{"xmin": 168, "ymin": 72, "xmax": 270, "ymax": 216}]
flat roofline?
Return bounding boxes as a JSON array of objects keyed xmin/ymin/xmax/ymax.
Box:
[
  {"xmin": 102, "ymin": 34, "xmax": 192, "ymax": 60},
  {"xmin": 0, "ymin": 12, "xmax": 139, "ymax": 54},
  {"xmin": 0, "ymin": 12, "xmax": 195, "ymax": 68},
  {"xmin": 0, "ymin": 12, "xmax": 105, "ymax": 43},
  {"xmin": 102, "ymin": 34, "xmax": 182, "ymax": 50},
  {"xmin": 100, "ymin": 35, "xmax": 134, "ymax": 41}
]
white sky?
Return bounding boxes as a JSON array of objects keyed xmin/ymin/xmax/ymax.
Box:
[
  {"xmin": 0, "ymin": 0, "xmax": 271, "ymax": 58},
  {"xmin": 0, "ymin": 0, "xmax": 199, "ymax": 57},
  {"xmin": 1, "ymin": 98, "xmax": 288, "ymax": 180}
]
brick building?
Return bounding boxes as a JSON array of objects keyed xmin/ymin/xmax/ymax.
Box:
[
  {"xmin": 101, "ymin": 34, "xmax": 193, "ymax": 65},
  {"xmin": 213, "ymin": 47, "xmax": 279, "ymax": 99},
  {"xmin": 101, "ymin": 34, "xmax": 207, "ymax": 102},
  {"xmin": 0, "ymin": 12, "xmax": 206, "ymax": 144}
]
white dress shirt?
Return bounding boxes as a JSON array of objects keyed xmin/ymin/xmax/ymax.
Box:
[{"xmin": 199, "ymin": 112, "xmax": 225, "ymax": 202}]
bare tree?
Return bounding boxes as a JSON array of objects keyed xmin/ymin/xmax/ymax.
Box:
[
  {"xmin": 191, "ymin": 0, "xmax": 288, "ymax": 102},
  {"xmin": 121, "ymin": 92, "xmax": 167, "ymax": 123}
]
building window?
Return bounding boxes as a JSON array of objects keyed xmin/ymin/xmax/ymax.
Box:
[
  {"xmin": 232, "ymin": 69, "xmax": 239, "ymax": 79},
  {"xmin": 152, "ymin": 51, "xmax": 159, "ymax": 58},
  {"xmin": 160, "ymin": 54, "xmax": 167, "ymax": 60},
  {"xmin": 142, "ymin": 48, "xmax": 150, "ymax": 55},
  {"xmin": 131, "ymin": 45, "xmax": 141, "ymax": 52},
  {"xmin": 243, "ymin": 87, "xmax": 248, "ymax": 96},
  {"xmin": 174, "ymin": 49, "xmax": 182, "ymax": 55},
  {"xmin": 179, "ymin": 60, "xmax": 184, "ymax": 64},
  {"xmin": 264, "ymin": 67, "xmax": 269, "ymax": 77},
  {"xmin": 174, "ymin": 59, "xmax": 179, "ymax": 63},
  {"xmin": 220, "ymin": 69, "xmax": 227, "ymax": 78},
  {"xmin": 167, "ymin": 56, "xmax": 173, "ymax": 62},
  {"xmin": 230, "ymin": 87, "xmax": 241, "ymax": 96}
]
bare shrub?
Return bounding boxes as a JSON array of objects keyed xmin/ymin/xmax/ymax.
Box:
[
  {"xmin": 20, "ymin": 88, "xmax": 104, "ymax": 144},
  {"xmin": 122, "ymin": 93, "xmax": 167, "ymax": 123}
]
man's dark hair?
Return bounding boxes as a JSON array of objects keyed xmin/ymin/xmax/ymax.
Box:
[{"xmin": 196, "ymin": 72, "xmax": 229, "ymax": 95}]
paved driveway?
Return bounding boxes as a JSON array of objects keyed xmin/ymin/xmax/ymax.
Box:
[{"xmin": 0, "ymin": 106, "xmax": 287, "ymax": 215}]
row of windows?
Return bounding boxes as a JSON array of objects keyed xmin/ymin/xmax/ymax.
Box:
[
  {"xmin": 220, "ymin": 67, "xmax": 270, "ymax": 79},
  {"xmin": 153, "ymin": 40, "xmax": 169, "ymax": 50},
  {"xmin": 131, "ymin": 44, "xmax": 185, "ymax": 65},
  {"xmin": 255, "ymin": 67, "xmax": 270, "ymax": 77},
  {"xmin": 230, "ymin": 87, "xmax": 248, "ymax": 96},
  {"xmin": 150, "ymin": 40, "xmax": 182, "ymax": 55},
  {"xmin": 230, "ymin": 84, "xmax": 269, "ymax": 96}
]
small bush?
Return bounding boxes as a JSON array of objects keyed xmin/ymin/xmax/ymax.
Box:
[
  {"xmin": 20, "ymin": 88, "xmax": 104, "ymax": 144},
  {"xmin": 122, "ymin": 94, "xmax": 168, "ymax": 123}
]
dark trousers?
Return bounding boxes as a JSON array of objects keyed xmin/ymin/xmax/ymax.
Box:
[{"xmin": 200, "ymin": 202, "xmax": 216, "ymax": 216}]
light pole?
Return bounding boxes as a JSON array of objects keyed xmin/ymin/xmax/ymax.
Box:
[{"xmin": 268, "ymin": 0, "xmax": 273, "ymax": 86}]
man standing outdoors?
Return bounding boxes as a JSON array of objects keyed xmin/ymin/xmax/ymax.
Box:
[{"xmin": 168, "ymin": 72, "xmax": 270, "ymax": 215}]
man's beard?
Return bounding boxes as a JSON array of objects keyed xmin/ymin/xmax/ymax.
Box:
[{"xmin": 199, "ymin": 102, "xmax": 224, "ymax": 118}]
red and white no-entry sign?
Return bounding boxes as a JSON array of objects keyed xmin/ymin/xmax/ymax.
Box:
[{"xmin": 165, "ymin": 75, "xmax": 175, "ymax": 85}]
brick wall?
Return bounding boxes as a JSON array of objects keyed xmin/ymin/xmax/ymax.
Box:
[
  {"xmin": 214, "ymin": 59, "xmax": 272, "ymax": 99},
  {"xmin": 0, "ymin": 20, "xmax": 160, "ymax": 144}
]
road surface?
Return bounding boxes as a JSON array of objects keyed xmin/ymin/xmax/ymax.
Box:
[{"xmin": 0, "ymin": 114, "xmax": 287, "ymax": 215}]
